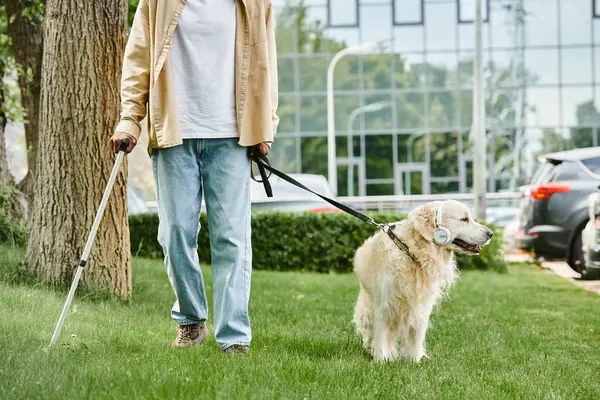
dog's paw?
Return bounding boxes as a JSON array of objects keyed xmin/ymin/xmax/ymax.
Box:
[
  {"xmin": 372, "ymin": 347, "xmax": 399, "ymax": 363},
  {"xmin": 403, "ymin": 346, "xmax": 427, "ymax": 363},
  {"xmin": 373, "ymin": 354, "xmax": 396, "ymax": 363}
]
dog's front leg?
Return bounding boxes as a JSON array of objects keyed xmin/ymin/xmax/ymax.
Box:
[
  {"xmin": 403, "ymin": 324, "xmax": 427, "ymax": 362},
  {"xmin": 372, "ymin": 309, "xmax": 398, "ymax": 362},
  {"xmin": 371, "ymin": 278, "xmax": 399, "ymax": 362},
  {"xmin": 403, "ymin": 301, "xmax": 434, "ymax": 362}
]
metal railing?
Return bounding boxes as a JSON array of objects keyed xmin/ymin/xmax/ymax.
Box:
[
  {"xmin": 337, "ymin": 192, "xmax": 522, "ymax": 214},
  {"xmin": 144, "ymin": 192, "xmax": 522, "ymax": 217}
]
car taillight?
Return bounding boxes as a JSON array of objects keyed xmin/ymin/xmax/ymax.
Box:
[{"xmin": 529, "ymin": 183, "xmax": 571, "ymax": 200}]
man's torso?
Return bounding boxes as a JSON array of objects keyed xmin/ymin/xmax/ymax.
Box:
[{"xmin": 170, "ymin": 0, "xmax": 238, "ymax": 139}]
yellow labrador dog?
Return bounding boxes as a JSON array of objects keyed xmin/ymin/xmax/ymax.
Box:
[{"xmin": 352, "ymin": 200, "xmax": 493, "ymax": 362}]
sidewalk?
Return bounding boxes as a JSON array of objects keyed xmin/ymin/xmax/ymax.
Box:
[{"xmin": 505, "ymin": 253, "xmax": 600, "ymax": 295}]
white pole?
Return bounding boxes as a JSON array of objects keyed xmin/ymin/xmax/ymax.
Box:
[
  {"xmin": 473, "ymin": 0, "xmax": 487, "ymax": 220},
  {"xmin": 327, "ymin": 48, "xmax": 351, "ymax": 196},
  {"xmin": 50, "ymin": 147, "xmax": 127, "ymax": 346}
]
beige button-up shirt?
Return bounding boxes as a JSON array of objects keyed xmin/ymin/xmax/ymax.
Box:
[{"xmin": 115, "ymin": 0, "xmax": 279, "ymax": 152}]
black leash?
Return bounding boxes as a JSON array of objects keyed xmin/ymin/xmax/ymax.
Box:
[{"xmin": 249, "ymin": 147, "xmax": 417, "ymax": 262}]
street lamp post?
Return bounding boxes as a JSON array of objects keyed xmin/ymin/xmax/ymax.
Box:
[
  {"xmin": 472, "ymin": 0, "xmax": 487, "ymax": 220},
  {"xmin": 327, "ymin": 40, "xmax": 389, "ymax": 195}
]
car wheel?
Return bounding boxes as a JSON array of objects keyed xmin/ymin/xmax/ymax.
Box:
[{"xmin": 570, "ymin": 231, "xmax": 590, "ymax": 279}]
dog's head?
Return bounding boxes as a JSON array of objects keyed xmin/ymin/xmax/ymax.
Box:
[{"xmin": 407, "ymin": 200, "xmax": 493, "ymax": 255}]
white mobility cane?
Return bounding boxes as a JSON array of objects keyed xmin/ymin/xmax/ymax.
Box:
[{"xmin": 50, "ymin": 138, "xmax": 131, "ymax": 346}]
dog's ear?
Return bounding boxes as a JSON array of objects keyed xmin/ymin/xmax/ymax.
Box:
[{"xmin": 409, "ymin": 203, "xmax": 436, "ymax": 242}]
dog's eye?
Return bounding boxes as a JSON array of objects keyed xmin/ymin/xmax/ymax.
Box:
[{"xmin": 461, "ymin": 217, "xmax": 469, "ymax": 222}]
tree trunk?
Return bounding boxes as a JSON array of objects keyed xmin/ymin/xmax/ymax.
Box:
[
  {"xmin": 0, "ymin": 58, "xmax": 14, "ymax": 187},
  {"xmin": 5, "ymin": 0, "xmax": 44, "ymax": 199},
  {"xmin": 27, "ymin": 0, "xmax": 131, "ymax": 299}
]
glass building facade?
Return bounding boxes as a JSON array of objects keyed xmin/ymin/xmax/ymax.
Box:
[{"xmin": 269, "ymin": 0, "xmax": 600, "ymax": 196}]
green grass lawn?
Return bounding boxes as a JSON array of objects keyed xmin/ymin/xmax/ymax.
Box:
[{"xmin": 1, "ymin": 246, "xmax": 599, "ymax": 400}]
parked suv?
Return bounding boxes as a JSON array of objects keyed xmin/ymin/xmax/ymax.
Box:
[{"xmin": 516, "ymin": 147, "xmax": 600, "ymax": 273}]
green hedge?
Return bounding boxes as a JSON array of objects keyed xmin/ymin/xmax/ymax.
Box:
[{"xmin": 129, "ymin": 212, "xmax": 506, "ymax": 273}]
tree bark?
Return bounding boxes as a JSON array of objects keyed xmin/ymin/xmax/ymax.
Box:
[
  {"xmin": 28, "ymin": 0, "xmax": 131, "ymax": 299},
  {"xmin": 5, "ymin": 0, "xmax": 44, "ymax": 199}
]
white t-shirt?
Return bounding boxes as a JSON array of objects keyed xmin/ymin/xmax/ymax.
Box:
[{"xmin": 170, "ymin": 0, "xmax": 238, "ymax": 139}]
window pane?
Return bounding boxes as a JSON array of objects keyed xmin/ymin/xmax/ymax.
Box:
[
  {"xmin": 325, "ymin": 27, "xmax": 360, "ymax": 49},
  {"xmin": 362, "ymin": 54, "xmax": 393, "ymax": 90},
  {"xmin": 270, "ymin": 137, "xmax": 299, "ymax": 173},
  {"xmin": 393, "ymin": 0, "xmax": 423, "ymax": 25},
  {"xmin": 428, "ymin": 91, "xmax": 458, "ymax": 129},
  {"xmin": 299, "ymin": 55, "xmax": 329, "ymax": 91},
  {"xmin": 595, "ymin": 50, "xmax": 600, "ymax": 83},
  {"xmin": 300, "ymin": 96, "xmax": 327, "ymax": 132},
  {"xmin": 277, "ymin": 95, "xmax": 298, "ymax": 133},
  {"xmin": 304, "ymin": 6, "xmax": 328, "ymax": 51},
  {"xmin": 458, "ymin": 21, "xmax": 489, "ymax": 50},
  {"xmin": 526, "ymin": 0, "xmax": 558, "ymax": 47},
  {"xmin": 458, "ymin": 0, "xmax": 488, "ymax": 23},
  {"xmin": 525, "ymin": 48, "xmax": 559, "ymax": 85},
  {"xmin": 366, "ymin": 183, "xmax": 394, "ymax": 196},
  {"xmin": 426, "ymin": 52, "xmax": 458, "ymax": 88},
  {"xmin": 488, "ymin": 90, "xmax": 517, "ymax": 129},
  {"xmin": 561, "ymin": 48, "xmax": 592, "ymax": 85},
  {"xmin": 393, "ymin": 25, "xmax": 424, "ymax": 53},
  {"xmin": 458, "ymin": 90, "xmax": 473, "ymax": 128},
  {"xmin": 396, "ymin": 92, "xmax": 426, "ymax": 129},
  {"xmin": 489, "ymin": 3, "xmax": 512, "ymax": 47},
  {"xmin": 425, "ymin": 2, "xmax": 457, "ymax": 51},
  {"xmin": 328, "ymin": 0, "xmax": 357, "ymax": 27},
  {"xmin": 560, "ymin": 0, "xmax": 592, "ymax": 45},
  {"xmin": 363, "ymin": 94, "xmax": 393, "ymax": 131},
  {"xmin": 395, "ymin": 54, "xmax": 427, "ymax": 89},
  {"xmin": 334, "ymin": 95, "xmax": 361, "ymax": 131},
  {"xmin": 568, "ymin": 97, "xmax": 599, "ymax": 148},
  {"xmin": 300, "ymin": 137, "xmax": 328, "ymax": 176},
  {"xmin": 561, "ymin": 87, "xmax": 593, "ymax": 129},
  {"xmin": 430, "ymin": 132, "xmax": 460, "ymax": 176},
  {"xmin": 278, "ymin": 58, "xmax": 295, "ymax": 93},
  {"xmin": 457, "ymin": 52, "xmax": 473, "ymax": 89},
  {"xmin": 334, "ymin": 55, "xmax": 361, "ymax": 91},
  {"xmin": 570, "ymin": 126, "xmax": 595, "ymax": 148},
  {"xmin": 366, "ymin": 135, "xmax": 394, "ymax": 178},
  {"xmin": 360, "ymin": 4, "xmax": 392, "ymax": 43},
  {"xmin": 528, "ymin": 87, "xmax": 561, "ymax": 127}
]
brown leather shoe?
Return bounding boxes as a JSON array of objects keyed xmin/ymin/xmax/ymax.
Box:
[
  {"xmin": 172, "ymin": 323, "xmax": 208, "ymax": 348},
  {"xmin": 223, "ymin": 344, "xmax": 250, "ymax": 355}
]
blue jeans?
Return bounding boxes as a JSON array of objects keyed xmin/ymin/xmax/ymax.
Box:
[{"xmin": 151, "ymin": 138, "xmax": 252, "ymax": 350}]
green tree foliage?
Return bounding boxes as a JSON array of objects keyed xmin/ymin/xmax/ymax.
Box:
[
  {"xmin": 128, "ymin": 0, "xmax": 138, "ymax": 27},
  {"xmin": 0, "ymin": 4, "xmax": 25, "ymax": 123}
]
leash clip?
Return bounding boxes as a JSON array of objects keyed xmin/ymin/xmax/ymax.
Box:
[{"xmin": 369, "ymin": 219, "xmax": 387, "ymax": 232}]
